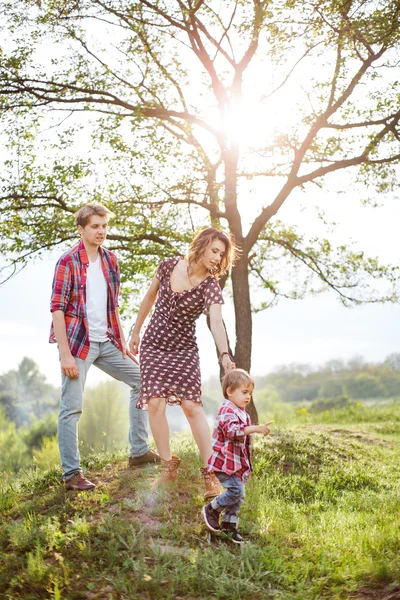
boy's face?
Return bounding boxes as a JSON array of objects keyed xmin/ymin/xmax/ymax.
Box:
[
  {"xmin": 78, "ymin": 215, "xmax": 108, "ymax": 249},
  {"xmin": 227, "ymin": 384, "xmax": 253, "ymax": 409}
]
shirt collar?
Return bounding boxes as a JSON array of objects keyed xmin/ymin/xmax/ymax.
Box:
[
  {"xmin": 78, "ymin": 239, "xmax": 104, "ymax": 266},
  {"xmin": 223, "ymin": 399, "xmax": 249, "ymax": 423}
]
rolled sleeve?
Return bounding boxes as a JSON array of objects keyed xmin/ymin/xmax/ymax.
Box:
[
  {"xmin": 50, "ymin": 259, "xmax": 71, "ymax": 313},
  {"xmin": 221, "ymin": 413, "xmax": 246, "ymax": 440}
]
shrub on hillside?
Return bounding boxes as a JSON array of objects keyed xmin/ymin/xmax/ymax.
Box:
[{"xmin": 309, "ymin": 395, "xmax": 350, "ymax": 413}]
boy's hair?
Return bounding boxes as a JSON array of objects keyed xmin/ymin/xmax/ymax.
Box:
[
  {"xmin": 75, "ymin": 202, "xmax": 115, "ymax": 228},
  {"xmin": 222, "ymin": 368, "xmax": 254, "ymax": 399}
]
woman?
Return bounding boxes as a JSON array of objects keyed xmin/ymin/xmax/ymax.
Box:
[{"xmin": 129, "ymin": 228, "xmax": 237, "ymax": 498}]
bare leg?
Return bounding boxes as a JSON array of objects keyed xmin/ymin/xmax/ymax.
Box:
[
  {"xmin": 148, "ymin": 397, "xmax": 171, "ymax": 461},
  {"xmin": 181, "ymin": 400, "xmax": 212, "ymax": 466}
]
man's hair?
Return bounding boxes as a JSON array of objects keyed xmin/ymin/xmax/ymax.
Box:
[
  {"xmin": 75, "ymin": 202, "xmax": 115, "ymax": 228},
  {"xmin": 222, "ymin": 368, "xmax": 254, "ymax": 399}
]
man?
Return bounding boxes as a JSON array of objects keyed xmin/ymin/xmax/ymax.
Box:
[{"xmin": 50, "ymin": 202, "xmax": 159, "ymax": 491}]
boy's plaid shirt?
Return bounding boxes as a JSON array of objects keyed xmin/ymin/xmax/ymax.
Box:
[
  {"xmin": 49, "ymin": 240, "xmax": 123, "ymax": 359},
  {"xmin": 208, "ymin": 399, "xmax": 253, "ymax": 482}
]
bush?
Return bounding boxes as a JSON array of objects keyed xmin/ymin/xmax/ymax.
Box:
[
  {"xmin": 309, "ymin": 395, "xmax": 350, "ymax": 413},
  {"xmin": 32, "ymin": 436, "xmax": 60, "ymax": 470}
]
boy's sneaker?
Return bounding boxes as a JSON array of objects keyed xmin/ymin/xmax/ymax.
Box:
[
  {"xmin": 222, "ymin": 522, "xmax": 244, "ymax": 544},
  {"xmin": 202, "ymin": 503, "xmax": 221, "ymax": 532}
]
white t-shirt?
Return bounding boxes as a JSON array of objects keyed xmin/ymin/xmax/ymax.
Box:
[{"xmin": 86, "ymin": 255, "xmax": 108, "ymax": 342}]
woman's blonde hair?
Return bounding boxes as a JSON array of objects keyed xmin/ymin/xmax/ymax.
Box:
[
  {"xmin": 222, "ymin": 369, "xmax": 254, "ymax": 399},
  {"xmin": 187, "ymin": 227, "xmax": 239, "ymax": 278}
]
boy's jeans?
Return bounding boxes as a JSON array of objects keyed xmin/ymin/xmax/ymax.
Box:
[
  {"xmin": 58, "ymin": 340, "xmax": 149, "ymax": 481},
  {"xmin": 211, "ymin": 472, "xmax": 245, "ymax": 525}
]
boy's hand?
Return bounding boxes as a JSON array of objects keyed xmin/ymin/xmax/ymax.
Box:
[
  {"xmin": 257, "ymin": 421, "xmax": 274, "ymax": 436},
  {"xmin": 244, "ymin": 421, "xmax": 274, "ymax": 436}
]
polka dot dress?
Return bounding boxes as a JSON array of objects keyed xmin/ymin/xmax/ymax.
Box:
[{"xmin": 137, "ymin": 256, "xmax": 224, "ymax": 409}]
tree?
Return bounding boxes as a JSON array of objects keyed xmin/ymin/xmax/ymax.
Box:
[
  {"xmin": 1, "ymin": 1, "xmax": 400, "ymax": 422},
  {"xmin": 345, "ymin": 372, "xmax": 385, "ymax": 399},
  {"xmin": 0, "ymin": 358, "xmax": 59, "ymax": 425},
  {"xmin": 23, "ymin": 412, "xmax": 58, "ymax": 452}
]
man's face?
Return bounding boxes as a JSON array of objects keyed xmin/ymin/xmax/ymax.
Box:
[{"xmin": 78, "ymin": 215, "xmax": 108, "ymax": 248}]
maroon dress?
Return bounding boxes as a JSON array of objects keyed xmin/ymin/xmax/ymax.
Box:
[{"xmin": 137, "ymin": 256, "xmax": 224, "ymax": 409}]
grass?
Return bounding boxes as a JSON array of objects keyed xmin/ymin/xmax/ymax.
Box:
[{"xmin": 1, "ymin": 405, "xmax": 400, "ymax": 599}]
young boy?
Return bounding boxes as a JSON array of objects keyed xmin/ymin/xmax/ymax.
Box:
[{"xmin": 202, "ymin": 369, "xmax": 272, "ymax": 544}]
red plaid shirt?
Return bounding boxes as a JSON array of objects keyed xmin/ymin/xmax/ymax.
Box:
[
  {"xmin": 49, "ymin": 240, "xmax": 122, "ymax": 359},
  {"xmin": 208, "ymin": 400, "xmax": 253, "ymax": 482}
]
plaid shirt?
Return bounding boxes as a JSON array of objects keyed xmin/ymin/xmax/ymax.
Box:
[
  {"xmin": 208, "ymin": 399, "xmax": 253, "ymax": 482},
  {"xmin": 49, "ymin": 240, "xmax": 122, "ymax": 359}
]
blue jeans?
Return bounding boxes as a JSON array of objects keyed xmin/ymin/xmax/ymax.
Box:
[
  {"xmin": 58, "ymin": 340, "xmax": 149, "ymax": 480},
  {"xmin": 211, "ymin": 472, "xmax": 245, "ymax": 525}
]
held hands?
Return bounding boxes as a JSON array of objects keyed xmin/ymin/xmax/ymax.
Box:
[{"xmin": 221, "ymin": 353, "xmax": 236, "ymax": 374}]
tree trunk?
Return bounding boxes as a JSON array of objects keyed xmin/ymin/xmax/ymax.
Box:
[
  {"xmin": 223, "ymin": 142, "xmax": 258, "ymax": 424},
  {"xmin": 231, "ymin": 251, "xmax": 258, "ymax": 424}
]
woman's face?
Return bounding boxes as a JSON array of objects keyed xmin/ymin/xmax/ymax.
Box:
[{"xmin": 202, "ymin": 238, "xmax": 226, "ymax": 271}]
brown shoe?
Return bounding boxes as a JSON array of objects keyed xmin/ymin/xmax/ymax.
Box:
[
  {"xmin": 200, "ymin": 467, "xmax": 222, "ymax": 499},
  {"xmin": 128, "ymin": 449, "xmax": 161, "ymax": 467},
  {"xmin": 65, "ymin": 472, "xmax": 96, "ymax": 491},
  {"xmin": 158, "ymin": 455, "xmax": 181, "ymax": 485}
]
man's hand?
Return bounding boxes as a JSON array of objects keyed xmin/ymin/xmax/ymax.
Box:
[
  {"xmin": 60, "ymin": 354, "xmax": 79, "ymax": 379},
  {"xmin": 121, "ymin": 341, "xmax": 128, "ymax": 359}
]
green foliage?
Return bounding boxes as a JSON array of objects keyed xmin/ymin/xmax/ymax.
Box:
[
  {"xmin": 0, "ymin": 407, "xmax": 30, "ymax": 473},
  {"xmin": 78, "ymin": 379, "xmax": 130, "ymax": 453},
  {"xmin": 254, "ymin": 353, "xmax": 400, "ymax": 404},
  {"xmin": 0, "ymin": 0, "xmax": 399, "ymax": 313},
  {"xmin": 23, "ymin": 412, "xmax": 58, "ymax": 451},
  {"xmin": 32, "ymin": 436, "xmax": 60, "ymax": 471},
  {"xmin": 0, "ymin": 358, "xmax": 59, "ymax": 426},
  {"xmin": 309, "ymin": 395, "xmax": 350, "ymax": 413}
]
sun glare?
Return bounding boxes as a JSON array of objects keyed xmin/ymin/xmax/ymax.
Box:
[
  {"xmin": 213, "ymin": 92, "xmax": 298, "ymax": 149},
  {"xmin": 222, "ymin": 102, "xmax": 274, "ymax": 146}
]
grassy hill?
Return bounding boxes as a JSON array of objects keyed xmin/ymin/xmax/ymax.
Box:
[{"xmin": 1, "ymin": 406, "xmax": 400, "ymax": 600}]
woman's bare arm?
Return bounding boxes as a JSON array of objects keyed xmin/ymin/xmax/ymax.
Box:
[{"xmin": 128, "ymin": 275, "xmax": 160, "ymax": 355}]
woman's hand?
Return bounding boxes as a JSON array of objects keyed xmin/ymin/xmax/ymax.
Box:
[
  {"xmin": 221, "ymin": 353, "xmax": 235, "ymax": 374},
  {"xmin": 129, "ymin": 330, "xmax": 141, "ymax": 355}
]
